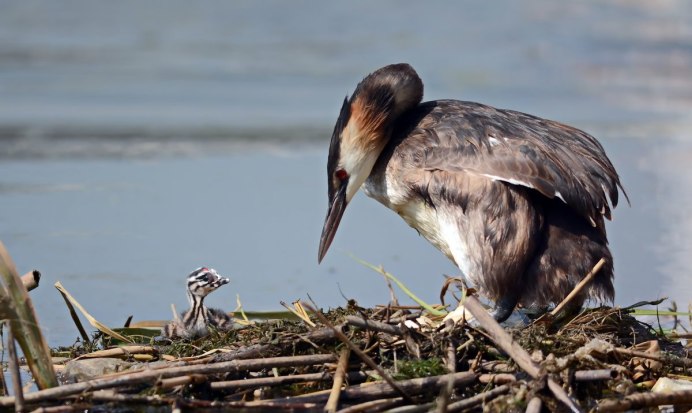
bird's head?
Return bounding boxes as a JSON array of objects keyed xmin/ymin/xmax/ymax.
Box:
[
  {"xmin": 318, "ymin": 63, "xmax": 423, "ymax": 262},
  {"xmin": 186, "ymin": 267, "xmax": 230, "ymax": 298}
]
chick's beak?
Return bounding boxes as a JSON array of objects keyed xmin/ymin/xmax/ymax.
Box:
[{"xmin": 318, "ymin": 178, "xmax": 348, "ymax": 263}]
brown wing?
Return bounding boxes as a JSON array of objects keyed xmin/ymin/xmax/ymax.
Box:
[{"xmin": 397, "ymin": 100, "xmax": 628, "ymax": 224}]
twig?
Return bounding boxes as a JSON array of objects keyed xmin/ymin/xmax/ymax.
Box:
[
  {"xmin": 291, "ymin": 371, "xmax": 477, "ymax": 404},
  {"xmin": 460, "ymin": 295, "xmax": 582, "ymax": 413},
  {"xmin": 90, "ymin": 390, "xmax": 169, "ymax": 404},
  {"xmin": 0, "ymin": 354, "xmax": 337, "ymax": 407},
  {"xmin": 7, "ymin": 328, "xmax": 24, "ymax": 413},
  {"xmin": 350, "ymin": 256, "xmax": 447, "ymax": 316},
  {"xmin": 525, "ymin": 397, "xmax": 542, "ymax": 413},
  {"xmin": 573, "ymin": 369, "xmax": 617, "ymax": 381},
  {"xmin": 344, "ymin": 315, "xmax": 403, "ymax": 335},
  {"xmin": 56, "ymin": 284, "xmax": 90, "ymax": 343},
  {"xmin": 280, "ymin": 301, "xmax": 316, "ymax": 328},
  {"xmin": 170, "ymin": 303, "xmax": 180, "ymax": 323},
  {"xmin": 446, "ymin": 339, "xmax": 456, "ymax": 373},
  {"xmin": 386, "ymin": 403, "xmax": 431, "ymax": 412},
  {"xmin": 479, "ymin": 361, "xmax": 515, "ymax": 373},
  {"xmin": 28, "ymin": 405, "xmax": 89, "ymax": 413},
  {"xmin": 435, "ymin": 374, "xmax": 454, "ymax": 413},
  {"xmin": 550, "ymin": 258, "xmax": 605, "ymax": 318},
  {"xmin": 55, "ymin": 282, "xmax": 131, "ymax": 343},
  {"xmin": 0, "ymin": 242, "xmax": 58, "ymax": 389},
  {"xmin": 211, "ymin": 372, "xmax": 356, "ymax": 390},
  {"xmin": 180, "ymin": 398, "xmax": 321, "ymax": 410},
  {"xmin": 21, "ymin": 270, "xmax": 41, "ymax": 292},
  {"xmin": 303, "ymin": 302, "xmax": 414, "ymax": 404},
  {"xmin": 336, "ymin": 397, "xmax": 404, "ymax": 413},
  {"xmin": 612, "ymin": 347, "xmax": 692, "ymax": 368},
  {"xmin": 156, "ymin": 374, "xmax": 207, "ymax": 390},
  {"xmin": 446, "ymin": 384, "xmax": 512, "ymax": 412},
  {"xmin": 478, "ymin": 373, "xmax": 516, "ymax": 384},
  {"xmin": 234, "ymin": 294, "xmax": 252, "ymax": 325},
  {"xmin": 598, "ymin": 389, "xmax": 692, "ymax": 412},
  {"xmin": 325, "ymin": 348, "xmax": 350, "ymax": 413},
  {"xmin": 0, "ymin": 326, "xmax": 6, "ymax": 397},
  {"xmin": 75, "ymin": 345, "xmax": 157, "ymax": 360}
]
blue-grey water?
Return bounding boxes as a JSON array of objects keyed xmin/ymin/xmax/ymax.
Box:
[{"xmin": 1, "ymin": 1, "xmax": 691, "ymax": 346}]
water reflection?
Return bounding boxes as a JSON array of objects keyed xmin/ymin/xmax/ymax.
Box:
[
  {"xmin": 645, "ymin": 140, "xmax": 692, "ymax": 301},
  {"xmin": 0, "ymin": 0, "xmax": 691, "ymax": 346}
]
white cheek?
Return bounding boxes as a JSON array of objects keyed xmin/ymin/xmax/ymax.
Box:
[{"xmin": 342, "ymin": 150, "xmax": 380, "ymax": 203}]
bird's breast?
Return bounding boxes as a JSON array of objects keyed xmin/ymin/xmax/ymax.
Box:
[
  {"xmin": 365, "ymin": 185, "xmax": 455, "ymax": 264},
  {"xmin": 396, "ymin": 200, "xmax": 451, "ymax": 257}
]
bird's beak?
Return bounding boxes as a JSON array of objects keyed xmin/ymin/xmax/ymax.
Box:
[{"xmin": 318, "ymin": 179, "xmax": 348, "ymax": 263}]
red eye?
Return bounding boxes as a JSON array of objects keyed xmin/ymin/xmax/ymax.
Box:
[{"xmin": 335, "ymin": 169, "xmax": 349, "ymax": 181}]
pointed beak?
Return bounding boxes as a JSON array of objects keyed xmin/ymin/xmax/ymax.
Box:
[{"xmin": 318, "ymin": 179, "xmax": 348, "ymax": 263}]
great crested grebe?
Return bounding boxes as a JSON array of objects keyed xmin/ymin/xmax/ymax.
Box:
[
  {"xmin": 318, "ymin": 63, "xmax": 627, "ymax": 321},
  {"xmin": 163, "ymin": 267, "xmax": 233, "ymax": 339}
]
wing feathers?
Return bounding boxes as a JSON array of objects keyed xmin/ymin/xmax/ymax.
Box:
[{"xmin": 400, "ymin": 100, "xmax": 626, "ymax": 224}]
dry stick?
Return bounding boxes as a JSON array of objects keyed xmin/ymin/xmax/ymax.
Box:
[
  {"xmin": 573, "ymin": 369, "xmax": 617, "ymax": 382},
  {"xmin": 525, "ymin": 397, "xmax": 542, "ymax": 413},
  {"xmin": 550, "ymin": 258, "xmax": 605, "ymax": 318},
  {"xmin": 211, "ymin": 372, "xmax": 342, "ymax": 390},
  {"xmin": 280, "ymin": 301, "xmax": 317, "ymax": 328},
  {"xmin": 325, "ymin": 348, "xmax": 350, "ymax": 413},
  {"xmin": 182, "ymin": 399, "xmax": 321, "ymax": 411},
  {"xmin": 598, "ymin": 389, "xmax": 692, "ymax": 412},
  {"xmin": 28, "ymin": 405, "xmax": 88, "ymax": 413},
  {"xmin": 75, "ymin": 345, "xmax": 157, "ymax": 360},
  {"xmin": 386, "ymin": 403, "xmax": 431, "ymax": 413},
  {"xmin": 434, "ymin": 374, "xmax": 454, "ymax": 413},
  {"xmin": 344, "ymin": 315, "xmax": 403, "ymax": 336},
  {"xmin": 56, "ymin": 287, "xmax": 90, "ymax": 343},
  {"xmin": 302, "ymin": 303, "xmax": 414, "ymax": 404},
  {"xmin": 0, "ymin": 242, "xmax": 57, "ymax": 390},
  {"xmin": 0, "ymin": 353, "xmax": 337, "ymax": 407},
  {"xmin": 446, "ymin": 383, "xmax": 512, "ymax": 413},
  {"xmin": 461, "ymin": 295, "xmax": 582, "ymax": 413},
  {"xmin": 90, "ymin": 390, "xmax": 169, "ymax": 405},
  {"xmin": 292, "ymin": 371, "xmax": 477, "ymax": 404},
  {"xmin": 156, "ymin": 374, "xmax": 207, "ymax": 390},
  {"xmin": 446, "ymin": 340, "xmax": 456, "ymax": 373},
  {"xmin": 21, "ymin": 270, "xmax": 41, "ymax": 292},
  {"xmin": 480, "ymin": 361, "xmax": 515, "ymax": 373},
  {"xmin": 612, "ymin": 347, "xmax": 692, "ymax": 369},
  {"xmin": 7, "ymin": 329, "xmax": 25, "ymax": 413},
  {"xmin": 336, "ymin": 397, "xmax": 404, "ymax": 413},
  {"xmin": 478, "ymin": 373, "xmax": 516, "ymax": 384}
]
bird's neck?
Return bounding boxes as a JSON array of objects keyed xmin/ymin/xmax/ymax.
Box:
[{"xmin": 184, "ymin": 290, "xmax": 208, "ymax": 330}]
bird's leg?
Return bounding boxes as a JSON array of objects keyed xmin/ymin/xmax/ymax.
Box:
[
  {"xmin": 522, "ymin": 302, "xmax": 550, "ymax": 319},
  {"xmin": 489, "ymin": 294, "xmax": 519, "ymax": 323}
]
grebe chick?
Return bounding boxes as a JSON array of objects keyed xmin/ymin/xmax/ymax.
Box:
[{"xmin": 163, "ymin": 267, "xmax": 234, "ymax": 339}]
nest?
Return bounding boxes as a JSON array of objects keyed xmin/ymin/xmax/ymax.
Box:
[{"xmin": 2, "ymin": 298, "xmax": 686, "ymax": 413}]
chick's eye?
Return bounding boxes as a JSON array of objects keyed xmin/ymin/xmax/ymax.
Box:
[{"xmin": 335, "ymin": 169, "xmax": 349, "ymax": 181}]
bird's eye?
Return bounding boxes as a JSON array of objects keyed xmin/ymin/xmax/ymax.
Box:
[{"xmin": 335, "ymin": 169, "xmax": 349, "ymax": 181}]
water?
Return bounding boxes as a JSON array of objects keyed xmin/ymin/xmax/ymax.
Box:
[{"xmin": 0, "ymin": 1, "xmax": 691, "ymax": 346}]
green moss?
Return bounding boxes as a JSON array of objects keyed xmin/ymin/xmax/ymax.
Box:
[{"xmin": 393, "ymin": 357, "xmax": 446, "ymax": 380}]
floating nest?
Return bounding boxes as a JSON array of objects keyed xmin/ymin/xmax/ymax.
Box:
[{"xmin": 4, "ymin": 298, "xmax": 688, "ymax": 413}]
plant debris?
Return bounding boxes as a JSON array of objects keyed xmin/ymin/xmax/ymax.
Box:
[
  {"xmin": 0, "ymin": 249, "xmax": 690, "ymax": 412},
  {"xmin": 1, "ymin": 297, "xmax": 689, "ymax": 412}
]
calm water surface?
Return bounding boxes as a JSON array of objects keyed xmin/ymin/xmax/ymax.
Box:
[{"xmin": 0, "ymin": 1, "xmax": 691, "ymax": 345}]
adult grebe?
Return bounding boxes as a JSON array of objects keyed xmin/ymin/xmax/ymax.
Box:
[{"xmin": 318, "ymin": 63, "xmax": 627, "ymax": 321}]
